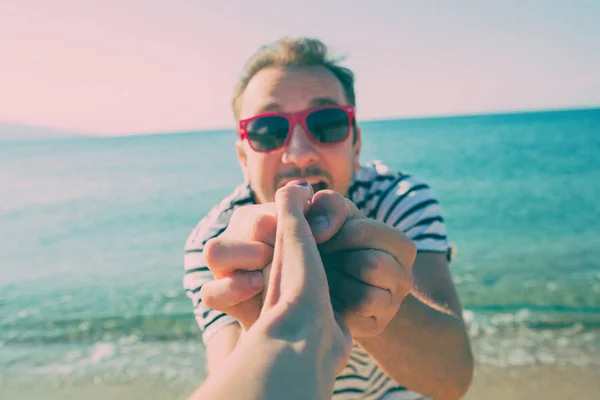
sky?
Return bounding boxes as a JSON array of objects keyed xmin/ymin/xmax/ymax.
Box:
[{"xmin": 1, "ymin": 0, "xmax": 599, "ymax": 135}]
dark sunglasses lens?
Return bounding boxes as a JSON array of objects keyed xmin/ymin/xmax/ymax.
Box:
[
  {"xmin": 246, "ymin": 116, "xmax": 289, "ymax": 151},
  {"xmin": 306, "ymin": 108, "xmax": 350, "ymax": 143}
]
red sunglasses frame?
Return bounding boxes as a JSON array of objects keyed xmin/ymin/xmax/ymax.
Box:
[{"xmin": 238, "ymin": 104, "xmax": 356, "ymax": 153}]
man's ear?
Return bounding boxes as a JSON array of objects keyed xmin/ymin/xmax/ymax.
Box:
[
  {"xmin": 352, "ymin": 126, "xmax": 362, "ymax": 172},
  {"xmin": 235, "ymin": 139, "xmax": 250, "ymax": 181},
  {"xmin": 236, "ymin": 139, "xmax": 247, "ymax": 166}
]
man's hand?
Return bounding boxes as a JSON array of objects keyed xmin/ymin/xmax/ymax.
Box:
[
  {"xmin": 200, "ymin": 202, "xmax": 278, "ymax": 330},
  {"xmin": 308, "ymin": 190, "xmax": 417, "ymax": 338}
]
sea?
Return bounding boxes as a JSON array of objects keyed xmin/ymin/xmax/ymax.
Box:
[{"xmin": 1, "ymin": 108, "xmax": 599, "ymax": 387}]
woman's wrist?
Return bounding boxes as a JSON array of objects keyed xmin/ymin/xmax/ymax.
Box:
[{"xmin": 255, "ymin": 306, "xmax": 342, "ymax": 369}]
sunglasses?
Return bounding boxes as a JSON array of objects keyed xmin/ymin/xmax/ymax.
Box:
[{"xmin": 238, "ymin": 105, "xmax": 355, "ymax": 153}]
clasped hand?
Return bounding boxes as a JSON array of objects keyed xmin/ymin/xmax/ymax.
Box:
[{"xmin": 201, "ymin": 188, "xmax": 417, "ymax": 338}]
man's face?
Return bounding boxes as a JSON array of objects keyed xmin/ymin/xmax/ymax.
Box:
[{"xmin": 235, "ymin": 65, "xmax": 361, "ymax": 204}]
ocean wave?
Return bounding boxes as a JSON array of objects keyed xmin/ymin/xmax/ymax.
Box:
[
  {"xmin": 2, "ymin": 306, "xmax": 600, "ymax": 346},
  {"xmin": 1, "ymin": 308, "xmax": 598, "ymax": 377},
  {"xmin": 1, "ymin": 313, "xmax": 202, "ymax": 345},
  {"xmin": 464, "ymin": 306, "xmax": 600, "ymax": 330}
]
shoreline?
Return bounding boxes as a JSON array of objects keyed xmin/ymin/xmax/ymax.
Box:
[{"xmin": 2, "ymin": 363, "xmax": 599, "ymax": 400}]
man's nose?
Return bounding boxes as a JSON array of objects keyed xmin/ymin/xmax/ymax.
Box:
[{"xmin": 281, "ymin": 123, "xmax": 319, "ymax": 167}]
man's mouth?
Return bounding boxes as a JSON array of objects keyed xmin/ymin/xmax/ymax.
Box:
[
  {"xmin": 310, "ymin": 181, "xmax": 328, "ymax": 193},
  {"xmin": 279, "ymin": 179, "xmax": 328, "ymax": 193}
]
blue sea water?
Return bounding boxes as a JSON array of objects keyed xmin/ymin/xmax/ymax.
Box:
[{"xmin": 1, "ymin": 108, "xmax": 599, "ymax": 385}]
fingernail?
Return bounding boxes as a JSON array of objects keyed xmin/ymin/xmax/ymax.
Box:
[
  {"xmin": 295, "ymin": 180, "xmax": 309, "ymax": 186},
  {"xmin": 250, "ymin": 272, "xmax": 263, "ymax": 290},
  {"xmin": 309, "ymin": 215, "xmax": 329, "ymax": 233}
]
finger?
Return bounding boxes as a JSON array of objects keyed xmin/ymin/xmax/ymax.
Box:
[
  {"xmin": 203, "ymin": 237, "xmax": 274, "ymax": 278},
  {"xmin": 200, "ymin": 272, "xmax": 264, "ymax": 330},
  {"xmin": 322, "ymin": 250, "xmax": 399, "ymax": 291},
  {"xmin": 325, "ymin": 267, "xmax": 392, "ymax": 318},
  {"xmin": 338, "ymin": 307, "xmax": 380, "ymax": 338},
  {"xmin": 276, "ymin": 180, "xmax": 314, "ymax": 218},
  {"xmin": 306, "ymin": 190, "xmax": 362, "ymax": 243},
  {"xmin": 263, "ymin": 180, "xmax": 328, "ymax": 309},
  {"xmin": 200, "ymin": 270, "xmax": 264, "ymax": 310},
  {"xmin": 224, "ymin": 204, "xmax": 278, "ymax": 246},
  {"xmin": 319, "ymin": 217, "xmax": 417, "ymax": 274},
  {"xmin": 329, "ymin": 293, "xmax": 380, "ymax": 338}
]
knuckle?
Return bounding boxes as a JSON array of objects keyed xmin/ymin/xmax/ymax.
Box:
[
  {"xmin": 199, "ymin": 284, "xmax": 218, "ymax": 308},
  {"xmin": 356, "ymin": 289, "xmax": 380, "ymax": 315},
  {"xmin": 317, "ymin": 190, "xmax": 347, "ymax": 211},
  {"xmin": 362, "ymin": 250, "xmax": 385, "ymax": 274},
  {"xmin": 279, "ymin": 222, "xmax": 309, "ymax": 243},
  {"xmin": 395, "ymin": 272, "xmax": 412, "ymax": 299},
  {"xmin": 250, "ymin": 213, "xmax": 276, "ymax": 241},
  {"xmin": 364, "ymin": 315, "xmax": 385, "ymax": 336},
  {"xmin": 230, "ymin": 204, "xmax": 277, "ymax": 242},
  {"xmin": 274, "ymin": 185, "xmax": 305, "ymax": 207},
  {"xmin": 234, "ymin": 272, "xmax": 256, "ymax": 293},
  {"xmin": 353, "ymin": 316, "xmax": 381, "ymax": 338},
  {"xmin": 258, "ymin": 242, "xmax": 275, "ymax": 261},
  {"xmin": 202, "ymin": 238, "xmax": 220, "ymax": 266},
  {"xmin": 224, "ymin": 277, "xmax": 242, "ymax": 298},
  {"xmin": 344, "ymin": 197, "xmax": 360, "ymax": 216},
  {"xmin": 371, "ymin": 319, "xmax": 385, "ymax": 336},
  {"xmin": 252, "ymin": 213, "xmax": 272, "ymax": 232},
  {"xmin": 354, "ymin": 250, "xmax": 384, "ymax": 282},
  {"xmin": 381, "ymin": 251, "xmax": 400, "ymax": 277},
  {"xmin": 404, "ymin": 238, "xmax": 417, "ymax": 264},
  {"xmin": 229, "ymin": 207, "xmax": 252, "ymax": 234},
  {"xmin": 200, "ymin": 277, "xmax": 244, "ymax": 311},
  {"xmin": 312, "ymin": 189, "xmax": 340, "ymax": 209},
  {"xmin": 317, "ymin": 189, "xmax": 338, "ymax": 201},
  {"xmin": 275, "ymin": 184, "xmax": 297, "ymax": 197},
  {"xmin": 229, "ymin": 206, "xmax": 249, "ymax": 226}
]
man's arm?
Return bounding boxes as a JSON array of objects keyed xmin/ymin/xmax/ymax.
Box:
[{"xmin": 355, "ymin": 251, "xmax": 474, "ymax": 400}]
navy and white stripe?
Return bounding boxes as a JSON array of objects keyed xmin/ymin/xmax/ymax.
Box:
[
  {"xmin": 183, "ymin": 160, "xmax": 451, "ymax": 399},
  {"xmin": 183, "ymin": 184, "xmax": 254, "ymax": 342}
]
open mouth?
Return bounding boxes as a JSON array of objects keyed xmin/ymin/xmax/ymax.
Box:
[
  {"xmin": 279, "ymin": 179, "xmax": 328, "ymax": 193},
  {"xmin": 310, "ymin": 181, "xmax": 328, "ymax": 193}
]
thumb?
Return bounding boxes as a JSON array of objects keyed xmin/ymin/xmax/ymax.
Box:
[{"xmin": 262, "ymin": 180, "xmax": 328, "ymax": 311}]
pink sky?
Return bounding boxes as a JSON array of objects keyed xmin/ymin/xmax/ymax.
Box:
[{"xmin": 1, "ymin": 1, "xmax": 599, "ymax": 135}]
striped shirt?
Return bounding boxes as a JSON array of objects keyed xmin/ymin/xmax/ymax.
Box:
[{"xmin": 183, "ymin": 160, "xmax": 452, "ymax": 400}]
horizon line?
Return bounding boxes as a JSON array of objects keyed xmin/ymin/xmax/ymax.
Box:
[
  {"xmin": 3, "ymin": 104, "xmax": 599, "ymax": 139},
  {"xmin": 91, "ymin": 104, "xmax": 600, "ymax": 137}
]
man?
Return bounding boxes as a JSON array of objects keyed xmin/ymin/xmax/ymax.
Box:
[{"xmin": 184, "ymin": 37, "xmax": 473, "ymax": 400}]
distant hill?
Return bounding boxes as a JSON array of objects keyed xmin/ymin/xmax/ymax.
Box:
[{"xmin": 0, "ymin": 122, "xmax": 89, "ymax": 141}]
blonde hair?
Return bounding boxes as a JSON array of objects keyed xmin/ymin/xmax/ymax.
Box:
[{"xmin": 232, "ymin": 37, "xmax": 356, "ymax": 120}]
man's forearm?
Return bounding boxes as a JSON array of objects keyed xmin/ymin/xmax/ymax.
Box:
[{"xmin": 355, "ymin": 292, "xmax": 474, "ymax": 400}]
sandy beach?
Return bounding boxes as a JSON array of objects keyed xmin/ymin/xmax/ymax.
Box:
[
  {"xmin": 3, "ymin": 363, "xmax": 599, "ymax": 400},
  {"xmin": 465, "ymin": 364, "xmax": 600, "ymax": 400}
]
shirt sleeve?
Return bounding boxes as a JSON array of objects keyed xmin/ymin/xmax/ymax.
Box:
[
  {"xmin": 369, "ymin": 173, "xmax": 454, "ymax": 260},
  {"xmin": 183, "ymin": 212, "xmax": 239, "ymax": 344}
]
